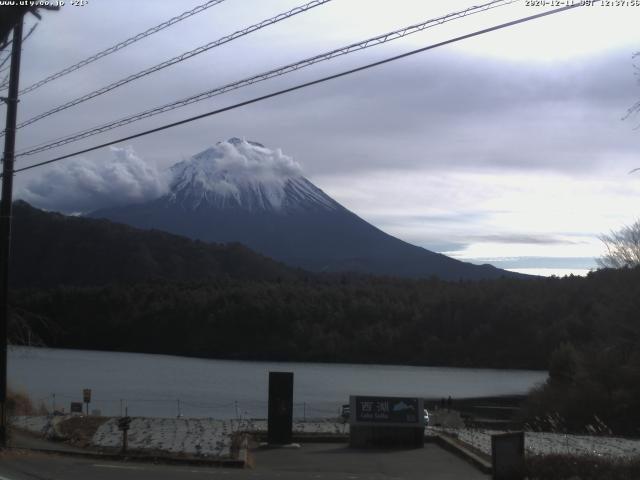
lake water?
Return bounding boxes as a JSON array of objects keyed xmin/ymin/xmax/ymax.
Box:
[{"xmin": 8, "ymin": 346, "xmax": 547, "ymax": 419}]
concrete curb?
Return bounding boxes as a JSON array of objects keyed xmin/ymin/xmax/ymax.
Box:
[
  {"xmin": 433, "ymin": 432, "xmax": 492, "ymax": 474},
  {"xmin": 6, "ymin": 445, "xmax": 247, "ymax": 468},
  {"xmin": 232, "ymin": 433, "xmax": 253, "ymax": 468},
  {"xmin": 250, "ymin": 432, "xmax": 349, "ymax": 444}
]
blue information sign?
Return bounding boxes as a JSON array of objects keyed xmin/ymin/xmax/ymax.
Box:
[{"xmin": 351, "ymin": 396, "xmax": 422, "ymax": 426}]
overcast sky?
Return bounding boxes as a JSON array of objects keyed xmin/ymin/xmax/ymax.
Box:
[{"xmin": 4, "ymin": 0, "xmax": 640, "ymax": 276}]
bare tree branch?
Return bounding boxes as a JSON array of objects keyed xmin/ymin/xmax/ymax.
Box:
[
  {"xmin": 623, "ymin": 51, "xmax": 640, "ymax": 122},
  {"xmin": 597, "ymin": 220, "xmax": 640, "ymax": 269},
  {"xmin": 22, "ymin": 22, "xmax": 38, "ymax": 43},
  {"xmin": 0, "ymin": 22, "xmax": 38, "ymax": 93},
  {"xmin": 8, "ymin": 308, "xmax": 50, "ymax": 347},
  {"xmin": 0, "ymin": 22, "xmax": 37, "ymax": 72}
]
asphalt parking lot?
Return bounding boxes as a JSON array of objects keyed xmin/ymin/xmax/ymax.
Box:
[
  {"xmin": 0, "ymin": 442, "xmax": 489, "ymax": 480},
  {"xmin": 252, "ymin": 442, "xmax": 490, "ymax": 479}
]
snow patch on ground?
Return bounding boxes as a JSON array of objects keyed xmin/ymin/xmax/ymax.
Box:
[
  {"xmin": 11, "ymin": 416, "xmax": 53, "ymax": 435},
  {"xmin": 437, "ymin": 428, "xmax": 640, "ymax": 459},
  {"xmin": 94, "ymin": 418, "xmax": 232, "ymax": 457},
  {"xmin": 13, "ymin": 416, "xmax": 348, "ymax": 458},
  {"xmin": 17, "ymin": 416, "xmax": 639, "ymax": 461},
  {"xmin": 93, "ymin": 417, "xmax": 347, "ymax": 457}
]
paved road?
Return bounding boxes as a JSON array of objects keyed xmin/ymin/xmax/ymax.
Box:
[
  {"xmin": 9, "ymin": 429, "xmax": 88, "ymax": 453},
  {"xmin": 0, "ymin": 443, "xmax": 489, "ymax": 480}
]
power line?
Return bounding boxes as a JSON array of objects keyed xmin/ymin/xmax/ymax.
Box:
[
  {"xmin": 16, "ymin": 0, "xmax": 519, "ymax": 157},
  {"xmin": 0, "ymin": 54, "xmax": 12, "ymax": 73},
  {"xmin": 7, "ymin": 0, "xmax": 333, "ymax": 135},
  {"xmin": 18, "ymin": 0, "xmax": 229, "ymax": 96},
  {"xmin": 13, "ymin": 3, "xmax": 582, "ymax": 175},
  {"xmin": 0, "ymin": 23, "xmax": 38, "ymax": 91}
]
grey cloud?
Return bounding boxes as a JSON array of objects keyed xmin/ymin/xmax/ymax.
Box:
[
  {"xmin": 119, "ymin": 48, "xmax": 637, "ymax": 178},
  {"xmin": 11, "ymin": 4, "xmax": 640, "ymax": 214},
  {"xmin": 465, "ymin": 234, "xmax": 581, "ymax": 245},
  {"xmin": 421, "ymin": 241, "xmax": 470, "ymax": 253},
  {"xmin": 363, "ymin": 211, "xmax": 493, "ymax": 228},
  {"xmin": 467, "ymin": 256, "xmax": 597, "ymax": 269},
  {"xmin": 14, "ymin": 45, "xmax": 636, "ymax": 215}
]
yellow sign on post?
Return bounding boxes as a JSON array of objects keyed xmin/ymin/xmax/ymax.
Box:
[{"xmin": 82, "ymin": 389, "xmax": 91, "ymax": 415}]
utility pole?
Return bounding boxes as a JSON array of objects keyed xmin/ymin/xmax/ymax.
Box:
[{"xmin": 0, "ymin": 15, "xmax": 24, "ymax": 448}]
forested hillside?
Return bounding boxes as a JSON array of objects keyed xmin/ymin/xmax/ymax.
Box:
[
  {"xmin": 10, "ymin": 201, "xmax": 297, "ymax": 287},
  {"xmin": 11, "ymin": 267, "xmax": 639, "ymax": 371}
]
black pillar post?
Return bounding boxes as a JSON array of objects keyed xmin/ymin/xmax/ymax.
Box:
[{"xmin": 267, "ymin": 371, "xmax": 293, "ymax": 445}]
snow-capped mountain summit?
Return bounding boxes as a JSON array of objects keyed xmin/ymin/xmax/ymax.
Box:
[
  {"xmin": 167, "ymin": 138, "xmax": 339, "ymax": 212},
  {"xmin": 90, "ymin": 138, "xmax": 518, "ymax": 280}
]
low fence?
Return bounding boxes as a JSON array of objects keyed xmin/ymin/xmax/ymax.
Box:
[{"xmin": 32, "ymin": 392, "xmax": 344, "ymax": 419}]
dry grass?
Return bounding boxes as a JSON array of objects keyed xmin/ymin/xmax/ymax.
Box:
[
  {"xmin": 6, "ymin": 388, "xmax": 46, "ymax": 416},
  {"xmin": 526, "ymin": 453, "xmax": 640, "ymax": 480},
  {"xmin": 56, "ymin": 416, "xmax": 109, "ymax": 448}
]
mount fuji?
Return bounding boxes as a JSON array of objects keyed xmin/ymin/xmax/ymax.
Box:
[{"xmin": 90, "ymin": 138, "xmax": 515, "ymax": 280}]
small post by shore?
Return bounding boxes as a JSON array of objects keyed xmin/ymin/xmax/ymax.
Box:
[{"xmin": 118, "ymin": 406, "xmax": 131, "ymax": 454}]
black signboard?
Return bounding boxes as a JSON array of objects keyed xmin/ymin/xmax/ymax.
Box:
[
  {"xmin": 118, "ymin": 416, "xmax": 132, "ymax": 431},
  {"xmin": 267, "ymin": 371, "xmax": 293, "ymax": 445},
  {"xmin": 351, "ymin": 396, "xmax": 422, "ymax": 426},
  {"xmin": 70, "ymin": 402, "xmax": 83, "ymax": 413}
]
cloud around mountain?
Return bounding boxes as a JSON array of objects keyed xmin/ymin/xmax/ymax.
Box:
[
  {"xmin": 169, "ymin": 138, "xmax": 306, "ymax": 211},
  {"xmin": 18, "ymin": 146, "xmax": 171, "ymax": 213},
  {"xmin": 17, "ymin": 138, "xmax": 304, "ymax": 214},
  {"xmin": 206, "ymin": 138, "xmax": 303, "ymax": 182}
]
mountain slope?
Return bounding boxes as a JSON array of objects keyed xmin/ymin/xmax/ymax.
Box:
[
  {"xmin": 10, "ymin": 200, "xmax": 296, "ymax": 288},
  {"xmin": 91, "ymin": 138, "xmax": 518, "ymax": 281}
]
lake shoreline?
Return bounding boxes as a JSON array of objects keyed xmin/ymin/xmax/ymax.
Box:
[
  {"xmin": 9, "ymin": 344, "xmax": 549, "ymax": 373},
  {"xmin": 9, "ymin": 346, "xmax": 547, "ymax": 419}
]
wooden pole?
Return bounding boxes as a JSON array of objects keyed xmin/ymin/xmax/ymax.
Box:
[{"xmin": 0, "ymin": 16, "xmax": 24, "ymax": 448}]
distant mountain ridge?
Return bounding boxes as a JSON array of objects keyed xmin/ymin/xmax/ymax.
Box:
[
  {"xmin": 90, "ymin": 138, "xmax": 520, "ymax": 281},
  {"xmin": 10, "ymin": 200, "xmax": 296, "ymax": 288}
]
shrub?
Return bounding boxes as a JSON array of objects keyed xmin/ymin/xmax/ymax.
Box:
[
  {"xmin": 526, "ymin": 453, "xmax": 640, "ymax": 480},
  {"xmin": 6, "ymin": 388, "xmax": 38, "ymax": 416}
]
